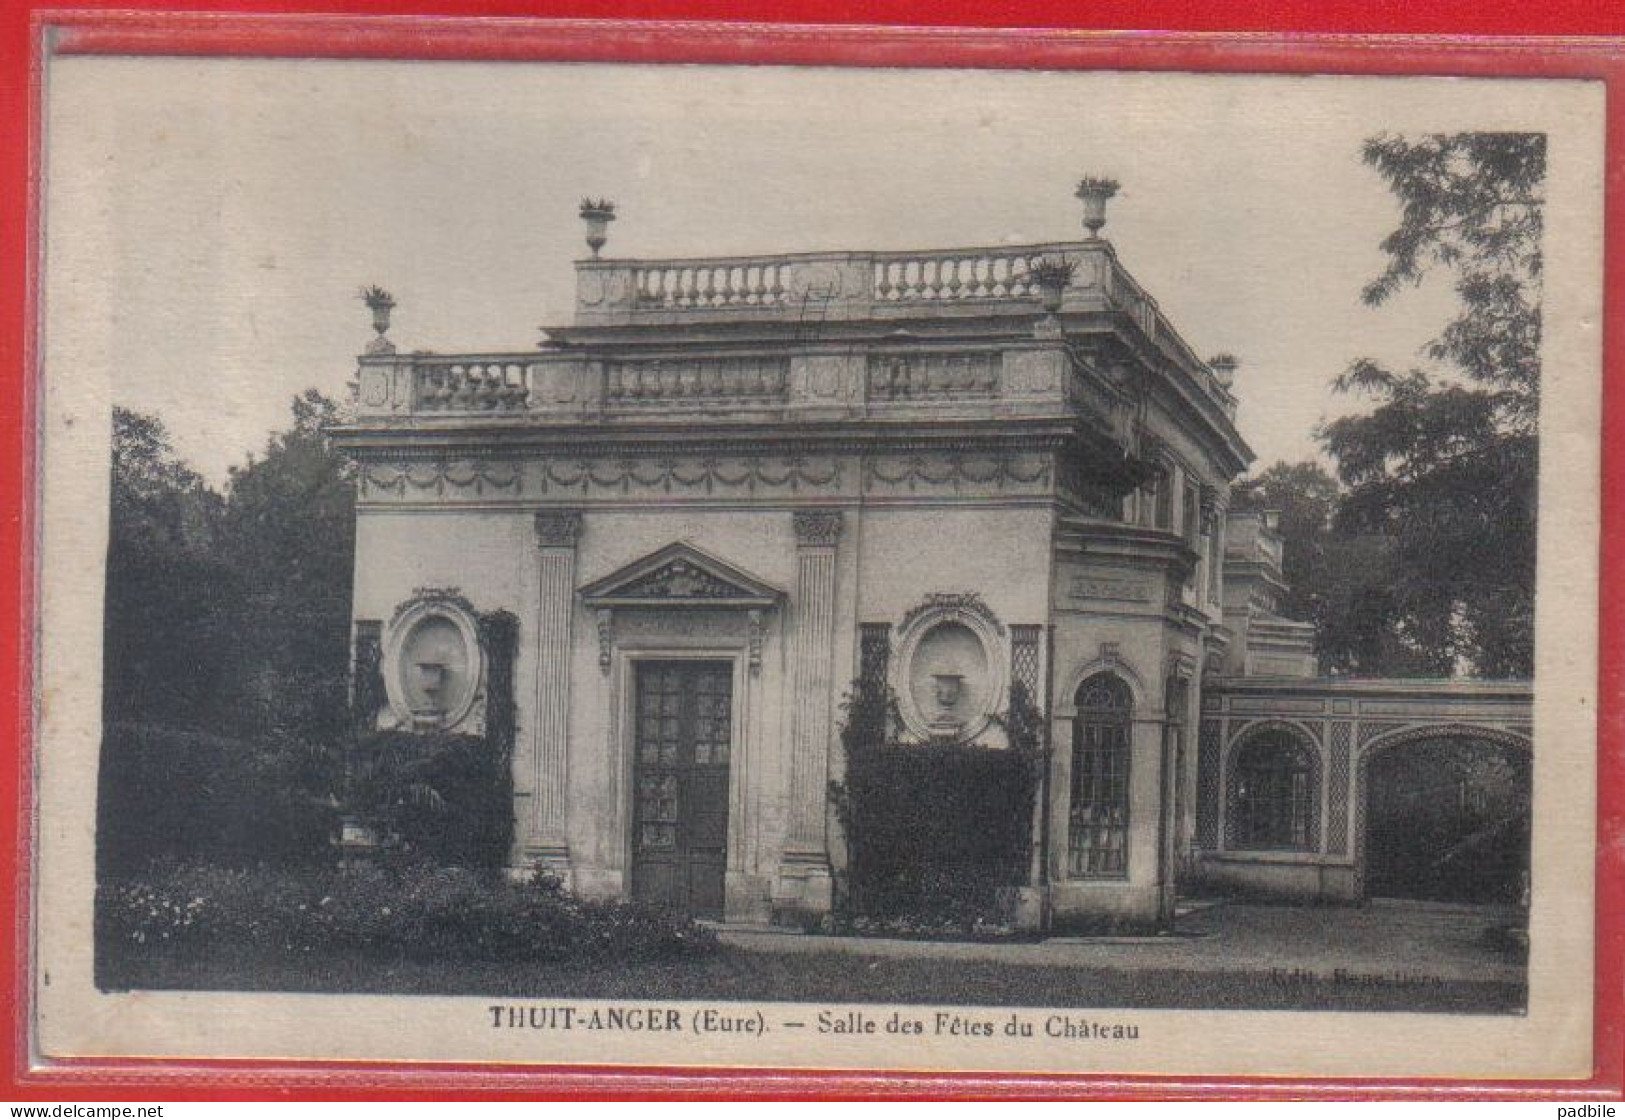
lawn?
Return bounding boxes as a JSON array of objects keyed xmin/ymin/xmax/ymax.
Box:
[{"xmin": 98, "ymin": 940, "xmax": 1525, "ymax": 1015}]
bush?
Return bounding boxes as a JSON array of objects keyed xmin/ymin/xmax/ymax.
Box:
[
  {"xmin": 97, "ymin": 723, "xmax": 340, "ymax": 877},
  {"xmin": 830, "ymin": 682, "xmax": 1045, "ymax": 934},
  {"xmin": 346, "ymin": 730, "xmax": 512, "ymax": 868},
  {"xmin": 96, "ymin": 862, "xmax": 718, "ymax": 965}
]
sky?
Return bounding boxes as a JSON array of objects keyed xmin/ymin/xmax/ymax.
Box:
[{"xmin": 45, "ymin": 57, "xmax": 1556, "ymax": 485}]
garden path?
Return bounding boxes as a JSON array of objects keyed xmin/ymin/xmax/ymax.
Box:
[{"xmin": 714, "ymin": 899, "xmax": 1527, "ymax": 986}]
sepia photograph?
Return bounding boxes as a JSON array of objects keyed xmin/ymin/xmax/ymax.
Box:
[{"xmin": 28, "ymin": 43, "xmax": 1604, "ymax": 1081}]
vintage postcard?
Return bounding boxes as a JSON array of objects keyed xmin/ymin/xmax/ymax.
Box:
[{"xmin": 28, "ymin": 44, "xmax": 1603, "ymax": 1082}]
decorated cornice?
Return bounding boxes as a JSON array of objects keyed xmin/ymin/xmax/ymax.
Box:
[{"xmin": 331, "ymin": 417, "xmax": 1079, "ymax": 463}]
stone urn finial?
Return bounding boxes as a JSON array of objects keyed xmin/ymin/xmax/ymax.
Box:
[
  {"xmin": 1074, "ymin": 176, "xmax": 1120, "ymax": 238},
  {"xmin": 359, "ymin": 285, "xmax": 396, "ymax": 355},
  {"xmin": 579, "ymin": 198, "xmax": 617, "ymax": 259},
  {"xmin": 1208, "ymin": 353, "xmax": 1238, "ymax": 389}
]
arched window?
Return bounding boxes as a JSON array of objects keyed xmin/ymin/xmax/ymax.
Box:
[
  {"xmin": 1069, "ymin": 673, "xmax": 1133, "ymax": 878},
  {"xmin": 1227, "ymin": 728, "xmax": 1319, "ymax": 850}
]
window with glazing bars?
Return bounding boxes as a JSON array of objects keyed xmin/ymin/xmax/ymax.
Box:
[
  {"xmin": 1227, "ymin": 731, "xmax": 1317, "ymax": 850},
  {"xmin": 1069, "ymin": 673, "xmax": 1133, "ymax": 878}
]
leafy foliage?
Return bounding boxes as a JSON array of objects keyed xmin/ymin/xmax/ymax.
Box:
[
  {"xmin": 347, "ymin": 730, "xmax": 513, "ymax": 868},
  {"xmin": 1230, "ymin": 461, "xmax": 1341, "ymax": 626},
  {"xmin": 829, "ymin": 681, "xmax": 1046, "ymax": 935},
  {"xmin": 1319, "ymin": 132, "xmax": 1542, "ymax": 678},
  {"xmin": 1232, "ymin": 461, "xmax": 1442, "ymax": 676},
  {"xmin": 100, "ymin": 394, "xmax": 365, "ymax": 877},
  {"xmin": 221, "ymin": 390, "xmax": 358, "ymax": 738},
  {"xmin": 1357, "ymin": 132, "xmax": 1543, "ymax": 413},
  {"xmin": 106, "ymin": 392, "xmax": 357, "ymax": 738},
  {"xmin": 96, "ymin": 722, "xmax": 340, "ymax": 877},
  {"xmin": 104, "ymin": 409, "xmax": 234, "ymax": 727}
]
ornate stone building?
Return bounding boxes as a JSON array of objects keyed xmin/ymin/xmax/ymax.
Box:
[{"xmin": 334, "ymin": 188, "xmax": 1532, "ymax": 928}]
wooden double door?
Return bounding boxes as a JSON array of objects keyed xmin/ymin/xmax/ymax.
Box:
[{"xmin": 631, "ymin": 660, "xmax": 733, "ymax": 919}]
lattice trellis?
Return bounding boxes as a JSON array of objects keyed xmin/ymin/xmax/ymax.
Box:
[
  {"xmin": 858, "ymin": 623, "xmax": 891, "ymax": 694},
  {"xmin": 351, "ymin": 619, "xmax": 384, "ymax": 732},
  {"xmin": 1011, "ymin": 624, "xmax": 1043, "ymax": 707},
  {"xmin": 1196, "ymin": 718, "xmax": 1222, "ymax": 849},
  {"xmin": 1326, "ymin": 721, "xmax": 1352, "ymax": 855},
  {"xmin": 1359, "ymin": 721, "xmax": 1396, "ymax": 747}
]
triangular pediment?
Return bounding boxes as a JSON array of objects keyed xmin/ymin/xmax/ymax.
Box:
[{"xmin": 579, "ymin": 541, "xmax": 784, "ymax": 608}]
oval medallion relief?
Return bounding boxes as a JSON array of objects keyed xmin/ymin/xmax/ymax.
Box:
[
  {"xmin": 383, "ymin": 594, "xmax": 484, "ymax": 730},
  {"xmin": 893, "ymin": 595, "xmax": 1008, "ymax": 742}
]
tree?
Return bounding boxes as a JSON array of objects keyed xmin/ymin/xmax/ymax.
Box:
[
  {"xmin": 220, "ymin": 390, "xmax": 357, "ymax": 739},
  {"xmin": 1232, "ymin": 460, "xmax": 1434, "ymax": 677},
  {"xmin": 104, "ymin": 392, "xmax": 358, "ymax": 737},
  {"xmin": 1319, "ymin": 132, "xmax": 1542, "ymax": 678},
  {"xmin": 104, "ymin": 408, "xmax": 233, "ymax": 725},
  {"xmin": 1230, "ymin": 461, "xmax": 1341, "ymax": 625}
]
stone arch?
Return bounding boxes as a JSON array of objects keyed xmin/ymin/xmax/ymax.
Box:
[
  {"xmin": 1056, "ymin": 655, "xmax": 1151, "ymax": 717},
  {"xmin": 1354, "ymin": 722, "xmax": 1532, "ymax": 902},
  {"xmin": 1223, "ymin": 720, "xmax": 1323, "ymax": 851},
  {"xmin": 1065, "ymin": 670, "xmax": 1136, "ymax": 879}
]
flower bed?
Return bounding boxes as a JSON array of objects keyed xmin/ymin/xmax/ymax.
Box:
[{"xmin": 97, "ymin": 862, "xmax": 717, "ymax": 965}]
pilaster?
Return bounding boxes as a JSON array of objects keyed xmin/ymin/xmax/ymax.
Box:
[
  {"xmin": 528, "ymin": 509, "xmax": 582, "ymax": 874},
  {"xmin": 777, "ymin": 509, "xmax": 844, "ymax": 913}
]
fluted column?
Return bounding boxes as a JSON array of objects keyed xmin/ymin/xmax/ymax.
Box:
[
  {"xmin": 529, "ymin": 509, "xmax": 581, "ymax": 870},
  {"xmin": 785, "ymin": 511, "xmax": 843, "ymax": 862}
]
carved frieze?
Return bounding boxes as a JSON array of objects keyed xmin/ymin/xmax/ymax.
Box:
[
  {"xmin": 864, "ymin": 452, "xmax": 1051, "ymax": 493},
  {"xmin": 581, "ymin": 540, "xmax": 785, "ymax": 608},
  {"xmin": 538, "ymin": 455, "xmax": 841, "ymax": 497},
  {"xmin": 1069, "ymin": 573, "xmax": 1155, "ymax": 604},
  {"xmin": 617, "ymin": 559, "xmax": 755, "ymax": 600},
  {"xmin": 362, "ymin": 459, "xmax": 521, "ymax": 499}
]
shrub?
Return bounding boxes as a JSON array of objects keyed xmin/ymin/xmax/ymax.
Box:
[
  {"xmin": 96, "ymin": 723, "xmax": 341, "ymax": 877},
  {"xmin": 344, "ymin": 615, "xmax": 517, "ymax": 869},
  {"xmin": 829, "ymin": 682, "xmax": 1046, "ymax": 934},
  {"xmin": 346, "ymin": 730, "xmax": 512, "ymax": 868}
]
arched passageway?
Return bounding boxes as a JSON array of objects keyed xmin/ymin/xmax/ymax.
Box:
[{"xmin": 1364, "ymin": 735, "xmax": 1530, "ymax": 904}]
